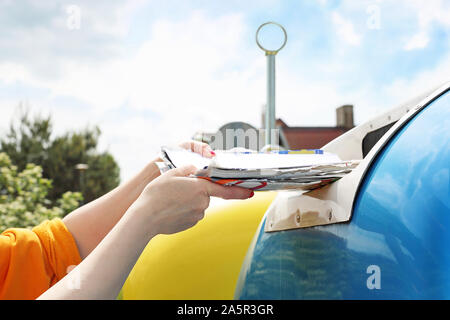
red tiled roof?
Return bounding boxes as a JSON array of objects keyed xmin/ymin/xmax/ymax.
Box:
[
  {"xmin": 281, "ymin": 127, "xmax": 347, "ymax": 149},
  {"xmin": 275, "ymin": 118, "xmax": 289, "ymax": 128}
]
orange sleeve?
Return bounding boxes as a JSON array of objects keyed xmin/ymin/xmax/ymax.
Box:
[{"xmin": 0, "ymin": 218, "xmax": 81, "ymax": 300}]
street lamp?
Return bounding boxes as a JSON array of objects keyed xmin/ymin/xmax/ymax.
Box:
[
  {"xmin": 255, "ymin": 22, "xmax": 287, "ymax": 147},
  {"xmin": 75, "ymin": 163, "xmax": 89, "ymax": 204}
]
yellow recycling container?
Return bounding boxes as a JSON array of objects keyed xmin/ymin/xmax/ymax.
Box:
[{"xmin": 121, "ymin": 191, "xmax": 276, "ymax": 300}]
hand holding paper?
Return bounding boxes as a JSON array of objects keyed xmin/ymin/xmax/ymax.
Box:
[{"xmin": 160, "ymin": 147, "xmax": 359, "ymax": 191}]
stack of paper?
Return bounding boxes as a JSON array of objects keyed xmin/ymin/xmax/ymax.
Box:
[{"xmin": 160, "ymin": 147, "xmax": 359, "ymax": 191}]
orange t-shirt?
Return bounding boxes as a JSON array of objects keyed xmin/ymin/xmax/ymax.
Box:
[{"xmin": 0, "ymin": 218, "xmax": 81, "ymax": 300}]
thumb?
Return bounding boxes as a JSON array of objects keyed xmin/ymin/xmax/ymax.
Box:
[
  {"xmin": 169, "ymin": 165, "xmax": 198, "ymax": 177},
  {"xmin": 202, "ymin": 180, "xmax": 254, "ymax": 200}
]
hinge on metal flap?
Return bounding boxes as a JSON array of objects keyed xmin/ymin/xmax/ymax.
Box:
[{"xmin": 264, "ymin": 188, "xmax": 342, "ymax": 232}]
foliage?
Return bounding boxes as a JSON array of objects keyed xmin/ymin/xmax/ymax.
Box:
[
  {"xmin": 0, "ymin": 152, "xmax": 82, "ymax": 232},
  {"xmin": 0, "ymin": 109, "xmax": 120, "ymax": 205}
]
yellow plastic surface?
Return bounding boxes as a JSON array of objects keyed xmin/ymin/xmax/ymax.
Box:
[{"xmin": 121, "ymin": 192, "xmax": 276, "ymax": 300}]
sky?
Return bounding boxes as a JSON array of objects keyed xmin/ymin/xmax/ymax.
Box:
[{"xmin": 0, "ymin": 0, "xmax": 449, "ymax": 181}]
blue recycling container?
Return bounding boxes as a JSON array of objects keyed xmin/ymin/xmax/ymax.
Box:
[{"xmin": 235, "ymin": 88, "xmax": 450, "ymax": 299}]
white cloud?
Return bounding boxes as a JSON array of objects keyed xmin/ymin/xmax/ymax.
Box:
[
  {"xmin": 404, "ymin": 31, "xmax": 429, "ymax": 50},
  {"xmin": 401, "ymin": 0, "xmax": 450, "ymax": 51},
  {"xmin": 0, "ymin": 63, "xmax": 33, "ymax": 84},
  {"xmin": 331, "ymin": 11, "xmax": 362, "ymax": 46},
  {"xmin": 315, "ymin": 0, "xmax": 329, "ymax": 7},
  {"xmin": 0, "ymin": 9, "xmax": 261, "ymax": 179},
  {"xmin": 0, "ymin": 100, "xmax": 23, "ymax": 136},
  {"xmin": 25, "ymin": 11, "xmax": 265, "ymax": 179},
  {"xmin": 412, "ymin": 0, "xmax": 450, "ymax": 28},
  {"xmin": 382, "ymin": 52, "xmax": 450, "ymax": 103}
]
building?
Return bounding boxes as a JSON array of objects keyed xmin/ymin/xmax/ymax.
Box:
[
  {"xmin": 192, "ymin": 105, "xmax": 355, "ymax": 150},
  {"xmin": 276, "ymin": 104, "xmax": 354, "ymax": 149}
]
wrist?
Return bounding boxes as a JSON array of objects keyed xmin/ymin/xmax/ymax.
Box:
[
  {"xmin": 125, "ymin": 203, "xmax": 160, "ymax": 241},
  {"xmin": 141, "ymin": 157, "xmax": 163, "ymax": 185}
]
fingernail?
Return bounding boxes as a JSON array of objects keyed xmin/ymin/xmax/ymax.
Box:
[{"xmin": 210, "ymin": 150, "xmax": 216, "ymax": 156}]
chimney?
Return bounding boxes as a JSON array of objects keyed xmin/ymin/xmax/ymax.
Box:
[{"xmin": 336, "ymin": 105, "xmax": 354, "ymax": 129}]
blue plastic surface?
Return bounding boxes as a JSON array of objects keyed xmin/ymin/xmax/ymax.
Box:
[{"xmin": 235, "ymin": 90, "xmax": 450, "ymax": 299}]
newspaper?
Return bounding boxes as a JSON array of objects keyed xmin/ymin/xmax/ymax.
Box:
[{"xmin": 160, "ymin": 147, "xmax": 359, "ymax": 191}]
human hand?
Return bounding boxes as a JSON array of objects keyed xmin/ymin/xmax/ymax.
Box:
[
  {"xmin": 179, "ymin": 140, "xmax": 215, "ymax": 158},
  {"xmin": 130, "ymin": 165, "xmax": 253, "ymax": 235},
  {"xmin": 149, "ymin": 141, "xmax": 214, "ymax": 179}
]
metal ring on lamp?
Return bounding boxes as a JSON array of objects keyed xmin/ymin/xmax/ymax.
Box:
[{"xmin": 255, "ymin": 22, "xmax": 287, "ymax": 55}]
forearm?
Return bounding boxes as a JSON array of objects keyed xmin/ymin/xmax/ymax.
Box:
[
  {"xmin": 38, "ymin": 207, "xmax": 156, "ymax": 300},
  {"xmin": 38, "ymin": 161, "xmax": 252, "ymax": 300},
  {"xmin": 63, "ymin": 158, "xmax": 161, "ymax": 259}
]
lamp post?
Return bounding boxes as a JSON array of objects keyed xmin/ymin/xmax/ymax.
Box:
[
  {"xmin": 255, "ymin": 22, "xmax": 287, "ymax": 147},
  {"xmin": 75, "ymin": 163, "xmax": 88, "ymax": 204}
]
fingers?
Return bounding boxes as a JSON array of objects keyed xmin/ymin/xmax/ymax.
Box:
[
  {"xmin": 179, "ymin": 140, "xmax": 215, "ymax": 158},
  {"xmin": 166, "ymin": 165, "xmax": 254, "ymax": 199},
  {"xmin": 202, "ymin": 180, "xmax": 254, "ymax": 200},
  {"xmin": 169, "ymin": 165, "xmax": 198, "ymax": 177}
]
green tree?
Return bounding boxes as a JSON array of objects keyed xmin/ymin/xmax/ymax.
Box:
[
  {"xmin": 0, "ymin": 110, "xmax": 120, "ymax": 206},
  {"xmin": 0, "ymin": 152, "xmax": 82, "ymax": 233}
]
